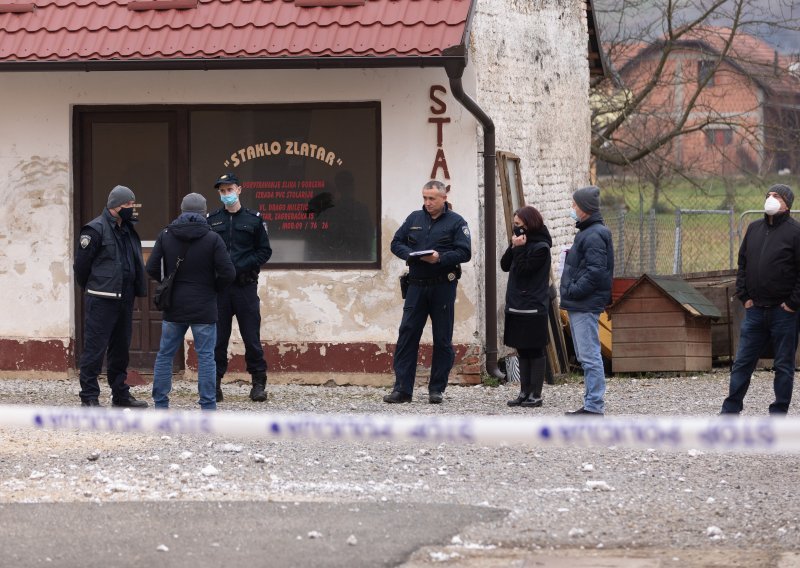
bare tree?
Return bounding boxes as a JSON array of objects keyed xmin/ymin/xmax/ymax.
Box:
[{"xmin": 592, "ymin": 0, "xmax": 800, "ymax": 197}]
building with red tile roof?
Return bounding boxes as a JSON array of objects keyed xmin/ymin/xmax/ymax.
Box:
[
  {"xmin": 603, "ymin": 25, "xmax": 800, "ymax": 176},
  {"xmin": 0, "ymin": 0, "xmax": 603, "ymax": 381}
]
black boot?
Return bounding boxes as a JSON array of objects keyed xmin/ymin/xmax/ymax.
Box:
[
  {"xmin": 249, "ymin": 373, "xmax": 268, "ymax": 402},
  {"xmin": 216, "ymin": 375, "xmax": 224, "ymax": 403},
  {"xmin": 521, "ymin": 356, "xmax": 546, "ymax": 408},
  {"xmin": 507, "ymin": 357, "xmax": 531, "ymax": 406}
]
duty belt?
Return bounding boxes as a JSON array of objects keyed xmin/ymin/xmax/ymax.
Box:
[{"xmin": 408, "ymin": 272, "xmax": 459, "ymax": 286}]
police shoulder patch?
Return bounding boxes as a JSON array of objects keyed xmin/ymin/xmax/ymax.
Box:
[
  {"xmin": 462, "ymin": 226, "xmax": 470, "ymax": 237},
  {"xmin": 79, "ymin": 234, "xmax": 92, "ymax": 249}
]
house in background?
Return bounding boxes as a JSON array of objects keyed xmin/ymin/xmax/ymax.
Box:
[
  {"xmin": 0, "ymin": 0, "xmax": 602, "ymax": 383},
  {"xmin": 602, "ymin": 26, "xmax": 800, "ymax": 177}
]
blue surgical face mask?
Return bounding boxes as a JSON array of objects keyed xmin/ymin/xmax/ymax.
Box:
[
  {"xmin": 220, "ymin": 193, "xmax": 239, "ymax": 207},
  {"xmin": 569, "ymin": 209, "xmax": 580, "ymax": 222}
]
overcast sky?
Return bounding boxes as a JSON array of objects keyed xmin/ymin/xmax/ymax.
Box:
[{"xmin": 593, "ymin": 0, "xmax": 800, "ymax": 53}]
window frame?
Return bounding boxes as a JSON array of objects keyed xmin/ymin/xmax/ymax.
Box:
[
  {"xmin": 697, "ymin": 59, "xmax": 716, "ymax": 87},
  {"xmin": 705, "ymin": 126, "xmax": 734, "ymax": 147},
  {"xmin": 497, "ymin": 151, "xmax": 525, "ymax": 240}
]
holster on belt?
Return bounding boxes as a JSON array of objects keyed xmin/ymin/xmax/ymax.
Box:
[{"xmin": 399, "ymin": 273, "xmax": 410, "ymax": 299}]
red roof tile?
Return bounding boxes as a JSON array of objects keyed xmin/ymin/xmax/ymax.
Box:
[{"xmin": 0, "ymin": 0, "xmax": 473, "ymax": 65}]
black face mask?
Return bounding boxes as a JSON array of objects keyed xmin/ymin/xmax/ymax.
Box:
[
  {"xmin": 512, "ymin": 226, "xmax": 526, "ymax": 237},
  {"xmin": 118, "ymin": 207, "xmax": 135, "ymax": 222}
]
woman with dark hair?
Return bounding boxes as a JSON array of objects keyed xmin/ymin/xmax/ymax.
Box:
[{"xmin": 501, "ymin": 205, "xmax": 552, "ymax": 407}]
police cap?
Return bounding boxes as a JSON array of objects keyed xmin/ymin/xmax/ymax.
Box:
[{"xmin": 214, "ymin": 173, "xmax": 241, "ymax": 188}]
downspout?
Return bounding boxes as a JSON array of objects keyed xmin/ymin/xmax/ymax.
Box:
[{"xmin": 445, "ymin": 62, "xmax": 504, "ymax": 380}]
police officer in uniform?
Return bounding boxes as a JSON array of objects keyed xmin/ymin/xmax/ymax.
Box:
[
  {"xmin": 74, "ymin": 185, "xmax": 149, "ymax": 408},
  {"xmin": 384, "ymin": 180, "xmax": 472, "ymax": 404},
  {"xmin": 207, "ymin": 173, "xmax": 273, "ymax": 402}
]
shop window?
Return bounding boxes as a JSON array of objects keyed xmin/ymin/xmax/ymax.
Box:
[{"xmin": 190, "ymin": 104, "xmax": 380, "ymax": 268}]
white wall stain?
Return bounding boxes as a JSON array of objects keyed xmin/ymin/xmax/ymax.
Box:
[
  {"xmin": 0, "ymin": 156, "xmax": 70, "ymax": 338},
  {"xmin": 275, "ymin": 343, "xmax": 310, "ymax": 357}
]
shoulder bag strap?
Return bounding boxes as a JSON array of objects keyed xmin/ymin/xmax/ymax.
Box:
[{"xmin": 162, "ymin": 229, "xmax": 192, "ymax": 280}]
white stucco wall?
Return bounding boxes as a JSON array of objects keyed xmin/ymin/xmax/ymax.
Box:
[{"xmin": 0, "ymin": 68, "xmax": 481, "ymax": 349}]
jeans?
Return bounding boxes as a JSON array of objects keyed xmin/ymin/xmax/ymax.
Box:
[
  {"xmin": 568, "ymin": 311, "xmax": 605, "ymax": 414},
  {"xmin": 722, "ymin": 305, "xmax": 798, "ymax": 414},
  {"xmin": 153, "ymin": 321, "xmax": 217, "ymax": 410},
  {"xmin": 392, "ymin": 282, "xmax": 457, "ymax": 395}
]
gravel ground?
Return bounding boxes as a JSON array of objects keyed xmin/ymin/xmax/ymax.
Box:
[{"xmin": 1, "ymin": 370, "xmax": 799, "ymax": 566}]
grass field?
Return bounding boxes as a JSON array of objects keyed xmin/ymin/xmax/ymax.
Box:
[{"xmin": 599, "ymin": 175, "xmax": 781, "ymax": 213}]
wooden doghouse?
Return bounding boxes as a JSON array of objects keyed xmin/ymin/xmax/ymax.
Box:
[{"xmin": 608, "ymin": 274, "xmax": 721, "ymax": 373}]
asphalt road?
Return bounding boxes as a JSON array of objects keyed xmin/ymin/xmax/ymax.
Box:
[{"xmin": 0, "ymin": 501, "xmax": 506, "ymax": 568}]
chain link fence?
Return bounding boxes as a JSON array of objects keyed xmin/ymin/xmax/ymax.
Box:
[
  {"xmin": 597, "ymin": 175, "xmax": 800, "ymax": 277},
  {"xmin": 602, "ymin": 207, "xmax": 769, "ymax": 277}
]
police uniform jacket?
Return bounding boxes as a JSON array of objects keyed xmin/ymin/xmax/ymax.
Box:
[
  {"xmin": 391, "ymin": 203, "xmax": 471, "ymax": 280},
  {"xmin": 74, "ymin": 209, "xmax": 147, "ymax": 299},
  {"xmin": 736, "ymin": 211, "xmax": 800, "ymax": 310},
  {"xmin": 146, "ymin": 213, "xmax": 236, "ymax": 324},
  {"xmin": 207, "ymin": 207, "xmax": 272, "ymax": 279},
  {"xmin": 559, "ymin": 212, "xmax": 614, "ymax": 313}
]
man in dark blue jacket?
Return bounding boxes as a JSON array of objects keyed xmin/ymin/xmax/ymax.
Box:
[
  {"xmin": 74, "ymin": 185, "xmax": 149, "ymax": 408},
  {"xmin": 560, "ymin": 185, "xmax": 614, "ymax": 416},
  {"xmin": 384, "ymin": 180, "xmax": 472, "ymax": 404},
  {"xmin": 721, "ymin": 183, "xmax": 800, "ymax": 415},
  {"xmin": 146, "ymin": 193, "xmax": 235, "ymax": 410}
]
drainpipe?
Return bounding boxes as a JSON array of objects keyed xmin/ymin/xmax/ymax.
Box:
[{"xmin": 445, "ymin": 63, "xmax": 504, "ymax": 380}]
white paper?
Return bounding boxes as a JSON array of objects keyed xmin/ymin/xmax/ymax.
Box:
[{"xmin": 409, "ymin": 250, "xmax": 436, "ymax": 257}]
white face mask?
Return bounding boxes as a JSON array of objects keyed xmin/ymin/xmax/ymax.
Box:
[{"xmin": 765, "ymin": 195, "xmax": 781, "ymax": 216}]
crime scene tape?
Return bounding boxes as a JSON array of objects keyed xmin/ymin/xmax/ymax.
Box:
[{"xmin": 0, "ymin": 405, "xmax": 797, "ymax": 453}]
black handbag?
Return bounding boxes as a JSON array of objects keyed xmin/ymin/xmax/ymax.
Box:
[{"xmin": 153, "ymin": 235, "xmax": 191, "ymax": 311}]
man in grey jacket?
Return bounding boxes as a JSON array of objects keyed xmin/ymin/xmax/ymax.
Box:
[{"xmin": 559, "ymin": 185, "xmax": 614, "ymax": 416}]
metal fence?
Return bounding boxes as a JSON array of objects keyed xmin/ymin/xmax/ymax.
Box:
[
  {"xmin": 603, "ymin": 209, "xmax": 800, "ymax": 276},
  {"xmin": 602, "ymin": 207, "xmax": 776, "ymax": 277}
]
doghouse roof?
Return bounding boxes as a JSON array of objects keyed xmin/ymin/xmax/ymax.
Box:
[{"xmin": 609, "ymin": 273, "xmax": 722, "ymax": 319}]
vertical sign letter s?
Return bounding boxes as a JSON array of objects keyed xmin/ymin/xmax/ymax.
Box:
[{"xmin": 430, "ymin": 85, "xmax": 447, "ymax": 115}]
